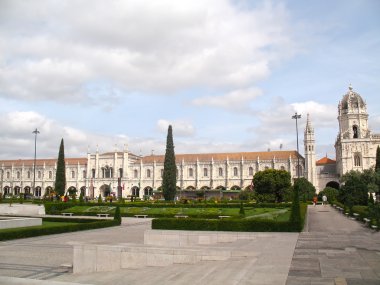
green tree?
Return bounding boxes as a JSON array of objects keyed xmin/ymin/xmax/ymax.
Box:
[
  {"xmin": 79, "ymin": 192, "xmax": 84, "ymax": 203},
  {"xmin": 294, "ymin": 177, "xmax": 316, "ymax": 202},
  {"xmin": 339, "ymin": 170, "xmax": 368, "ymax": 206},
  {"xmin": 253, "ymin": 169, "xmax": 291, "ymax": 202},
  {"xmin": 162, "ymin": 125, "xmax": 177, "ymax": 201},
  {"xmin": 98, "ymin": 194, "xmax": 102, "ymax": 203},
  {"xmin": 318, "ymin": 187, "xmax": 339, "ymax": 203},
  {"xmin": 54, "ymin": 138, "xmax": 66, "ymax": 196},
  {"xmin": 376, "ymin": 146, "xmax": 380, "ymax": 173},
  {"xmin": 290, "ymin": 182, "xmax": 301, "ymax": 230}
]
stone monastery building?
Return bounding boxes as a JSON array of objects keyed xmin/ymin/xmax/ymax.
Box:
[{"xmin": 0, "ymin": 86, "xmax": 379, "ymax": 198}]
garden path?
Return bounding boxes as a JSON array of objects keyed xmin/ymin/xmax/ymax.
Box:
[{"xmin": 286, "ymin": 204, "xmax": 380, "ymax": 285}]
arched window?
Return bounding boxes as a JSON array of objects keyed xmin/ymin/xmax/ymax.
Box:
[
  {"xmin": 49, "ymin": 171, "xmax": 53, "ymax": 179},
  {"xmin": 71, "ymin": 171, "xmax": 75, "ymax": 179},
  {"xmin": 188, "ymin": 168, "xmax": 194, "ymax": 177},
  {"xmin": 280, "ymin": 166, "xmax": 285, "ymax": 170},
  {"xmin": 37, "ymin": 171, "xmax": 41, "ymax": 179},
  {"xmin": 203, "ymin": 168, "xmax": 208, "ymax": 177},
  {"xmin": 119, "ymin": 168, "xmax": 123, "ymax": 178},
  {"xmin": 17, "ymin": 171, "xmax": 20, "ymax": 179},
  {"xmin": 218, "ymin": 167, "xmax": 223, "ymax": 177},
  {"xmin": 6, "ymin": 171, "xmax": 10, "ymax": 179},
  {"xmin": 27, "ymin": 171, "xmax": 31, "ymax": 179},
  {"xmin": 248, "ymin": 167, "xmax": 253, "ymax": 176},
  {"xmin": 103, "ymin": 166, "xmax": 112, "ymax": 178},
  {"xmin": 265, "ymin": 166, "xmax": 269, "ymax": 170},
  {"xmin": 354, "ymin": 155, "xmax": 361, "ymax": 167},
  {"xmin": 353, "ymin": 125, "xmax": 358, "ymax": 139},
  {"xmin": 147, "ymin": 169, "xmax": 151, "ymax": 178},
  {"xmin": 92, "ymin": 169, "xmax": 95, "ymax": 178},
  {"xmin": 83, "ymin": 170, "xmax": 86, "ymax": 179},
  {"xmin": 233, "ymin": 167, "xmax": 238, "ymax": 176},
  {"xmin": 160, "ymin": 169, "xmax": 164, "ymax": 178},
  {"xmin": 134, "ymin": 169, "xmax": 138, "ymax": 178}
]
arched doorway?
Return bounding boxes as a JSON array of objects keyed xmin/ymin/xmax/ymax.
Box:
[
  {"xmin": 326, "ymin": 181, "xmax": 339, "ymax": 190},
  {"xmin": 186, "ymin": 185, "xmax": 196, "ymax": 190},
  {"xmin": 67, "ymin": 186, "xmax": 77, "ymax": 197},
  {"xmin": 24, "ymin": 186, "xmax": 31, "ymax": 195},
  {"xmin": 35, "ymin": 186, "xmax": 42, "ymax": 197},
  {"xmin": 144, "ymin": 186, "xmax": 153, "ymax": 196},
  {"xmin": 131, "ymin": 186, "xmax": 139, "ymax": 197},
  {"xmin": 3, "ymin": 186, "xmax": 11, "ymax": 195},
  {"xmin": 216, "ymin": 185, "xmax": 226, "ymax": 190},
  {"xmin": 80, "ymin": 186, "xmax": 86, "ymax": 196},
  {"xmin": 100, "ymin": 184, "xmax": 111, "ymax": 197},
  {"xmin": 14, "ymin": 186, "xmax": 21, "ymax": 195},
  {"xmin": 230, "ymin": 185, "xmax": 241, "ymax": 190}
]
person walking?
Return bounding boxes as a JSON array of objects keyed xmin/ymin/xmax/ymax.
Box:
[
  {"xmin": 322, "ymin": 194, "xmax": 327, "ymax": 206},
  {"xmin": 313, "ymin": 196, "xmax": 318, "ymax": 207}
]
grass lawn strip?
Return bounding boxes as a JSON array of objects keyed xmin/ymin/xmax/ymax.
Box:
[{"xmin": 62, "ymin": 205, "xmax": 288, "ymax": 220}]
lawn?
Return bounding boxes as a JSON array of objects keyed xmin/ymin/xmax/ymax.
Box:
[
  {"xmin": 0, "ymin": 221, "xmax": 80, "ymax": 234},
  {"xmin": 62, "ymin": 205, "xmax": 290, "ymax": 220}
]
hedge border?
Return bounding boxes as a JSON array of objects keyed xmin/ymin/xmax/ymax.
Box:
[
  {"xmin": 0, "ymin": 217, "xmax": 119, "ymax": 241},
  {"xmin": 151, "ymin": 203, "xmax": 307, "ymax": 232}
]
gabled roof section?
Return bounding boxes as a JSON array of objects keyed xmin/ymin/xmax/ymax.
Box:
[
  {"xmin": 316, "ymin": 156, "xmax": 336, "ymax": 165},
  {"xmin": 140, "ymin": 150, "xmax": 301, "ymax": 164}
]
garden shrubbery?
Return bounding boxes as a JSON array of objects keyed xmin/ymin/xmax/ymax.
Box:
[
  {"xmin": 0, "ymin": 217, "xmax": 119, "ymax": 241},
  {"xmin": 152, "ymin": 203, "xmax": 307, "ymax": 232}
]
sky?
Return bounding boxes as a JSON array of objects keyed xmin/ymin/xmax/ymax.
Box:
[{"xmin": 0, "ymin": 0, "xmax": 379, "ymax": 160}]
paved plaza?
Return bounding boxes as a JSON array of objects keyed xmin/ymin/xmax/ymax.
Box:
[{"xmin": 0, "ymin": 205, "xmax": 379, "ymax": 284}]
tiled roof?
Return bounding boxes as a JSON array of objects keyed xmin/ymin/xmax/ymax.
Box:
[
  {"xmin": 316, "ymin": 156, "xmax": 336, "ymax": 165},
  {"xmin": 0, "ymin": 157, "xmax": 87, "ymax": 167},
  {"xmin": 141, "ymin": 150, "xmax": 301, "ymax": 164}
]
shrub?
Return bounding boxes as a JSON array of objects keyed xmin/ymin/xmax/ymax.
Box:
[
  {"xmin": 98, "ymin": 194, "xmax": 102, "ymax": 203},
  {"xmin": 0, "ymin": 218, "xmax": 119, "ymax": 241},
  {"xmin": 239, "ymin": 202, "xmax": 245, "ymax": 216},
  {"xmin": 114, "ymin": 206, "xmax": 121, "ymax": 225},
  {"xmin": 152, "ymin": 204, "xmax": 307, "ymax": 232}
]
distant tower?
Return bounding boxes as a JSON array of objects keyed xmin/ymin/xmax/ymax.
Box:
[
  {"xmin": 304, "ymin": 113, "xmax": 317, "ymax": 187},
  {"xmin": 335, "ymin": 85, "xmax": 370, "ymax": 176}
]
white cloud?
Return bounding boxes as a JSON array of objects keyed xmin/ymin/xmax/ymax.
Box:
[
  {"xmin": 192, "ymin": 87, "xmax": 262, "ymax": 112},
  {"xmin": 0, "ymin": 0, "xmax": 296, "ymax": 105},
  {"xmin": 156, "ymin": 119, "xmax": 195, "ymax": 137}
]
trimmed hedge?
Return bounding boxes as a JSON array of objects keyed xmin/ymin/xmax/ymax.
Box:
[
  {"xmin": 43, "ymin": 201, "xmax": 291, "ymax": 210},
  {"xmin": 0, "ymin": 217, "xmax": 120, "ymax": 241},
  {"xmin": 152, "ymin": 203, "xmax": 307, "ymax": 232}
]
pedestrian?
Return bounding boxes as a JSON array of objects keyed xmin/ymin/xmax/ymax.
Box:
[
  {"xmin": 313, "ymin": 196, "xmax": 318, "ymax": 207},
  {"xmin": 322, "ymin": 195, "xmax": 327, "ymax": 206}
]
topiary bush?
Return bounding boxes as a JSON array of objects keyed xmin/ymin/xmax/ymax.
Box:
[{"xmin": 114, "ymin": 206, "xmax": 121, "ymax": 225}]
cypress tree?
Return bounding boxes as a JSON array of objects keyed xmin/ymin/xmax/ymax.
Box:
[
  {"xmin": 114, "ymin": 206, "xmax": 121, "ymax": 225},
  {"xmin": 376, "ymin": 146, "xmax": 380, "ymax": 173},
  {"xmin": 290, "ymin": 183, "xmax": 301, "ymax": 231},
  {"xmin": 162, "ymin": 125, "xmax": 177, "ymax": 201},
  {"xmin": 54, "ymin": 138, "xmax": 66, "ymax": 196}
]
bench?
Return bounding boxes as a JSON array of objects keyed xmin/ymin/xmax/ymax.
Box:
[
  {"xmin": 96, "ymin": 214, "xmax": 110, "ymax": 218},
  {"xmin": 218, "ymin": 215, "xmax": 231, "ymax": 219},
  {"xmin": 353, "ymin": 213, "xmax": 360, "ymax": 219},
  {"xmin": 371, "ymin": 225, "xmax": 378, "ymax": 230},
  {"xmin": 363, "ymin": 218, "xmax": 371, "ymax": 226},
  {"xmin": 62, "ymin": 213, "xmax": 74, "ymax": 216},
  {"xmin": 134, "ymin": 215, "xmax": 148, "ymax": 218},
  {"xmin": 174, "ymin": 215, "xmax": 188, "ymax": 218}
]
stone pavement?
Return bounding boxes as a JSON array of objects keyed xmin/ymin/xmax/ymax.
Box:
[
  {"xmin": 0, "ymin": 205, "xmax": 379, "ymax": 285},
  {"xmin": 286, "ymin": 205, "xmax": 380, "ymax": 285}
]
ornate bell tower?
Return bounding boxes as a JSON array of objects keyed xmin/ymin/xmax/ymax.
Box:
[
  {"xmin": 335, "ymin": 85, "xmax": 370, "ymax": 176},
  {"xmin": 304, "ymin": 113, "xmax": 317, "ymax": 187}
]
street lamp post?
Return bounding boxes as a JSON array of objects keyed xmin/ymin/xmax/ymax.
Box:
[
  {"xmin": 291, "ymin": 113, "xmax": 301, "ymax": 178},
  {"xmin": 32, "ymin": 128, "xmax": 40, "ymax": 196}
]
